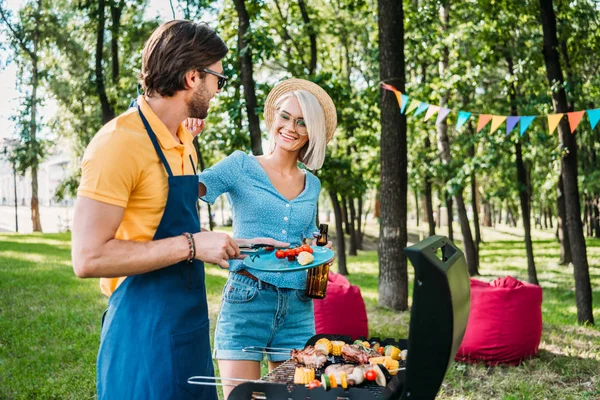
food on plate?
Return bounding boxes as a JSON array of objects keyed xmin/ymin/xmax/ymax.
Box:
[
  {"xmin": 301, "ymin": 244, "xmax": 313, "ymax": 254},
  {"xmin": 290, "ymin": 346, "xmax": 328, "ymax": 368},
  {"xmin": 297, "ymin": 251, "xmax": 315, "ymax": 266},
  {"xmin": 275, "ymin": 249, "xmax": 286, "ymax": 259}
]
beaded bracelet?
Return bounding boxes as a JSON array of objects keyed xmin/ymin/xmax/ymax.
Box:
[{"xmin": 182, "ymin": 232, "xmax": 195, "ymax": 263}]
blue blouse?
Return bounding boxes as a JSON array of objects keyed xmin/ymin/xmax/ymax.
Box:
[{"xmin": 198, "ymin": 150, "xmax": 320, "ymax": 289}]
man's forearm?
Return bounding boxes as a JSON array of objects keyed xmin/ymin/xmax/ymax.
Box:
[{"xmin": 73, "ymin": 235, "xmax": 189, "ymax": 278}]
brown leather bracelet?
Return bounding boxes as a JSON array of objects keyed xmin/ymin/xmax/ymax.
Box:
[{"xmin": 182, "ymin": 232, "xmax": 195, "ymax": 263}]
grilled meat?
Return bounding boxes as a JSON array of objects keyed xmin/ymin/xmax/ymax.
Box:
[
  {"xmin": 290, "ymin": 346, "xmax": 328, "ymax": 368},
  {"xmin": 341, "ymin": 344, "xmax": 372, "ymax": 364}
]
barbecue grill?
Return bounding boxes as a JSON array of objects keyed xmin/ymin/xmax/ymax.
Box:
[{"xmin": 193, "ymin": 235, "xmax": 470, "ymax": 399}]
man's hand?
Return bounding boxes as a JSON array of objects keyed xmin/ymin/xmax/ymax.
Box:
[
  {"xmin": 183, "ymin": 118, "xmax": 206, "ymax": 138},
  {"xmin": 193, "ymin": 231, "xmax": 240, "ymax": 269}
]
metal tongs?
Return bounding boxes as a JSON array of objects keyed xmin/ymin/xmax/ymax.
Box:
[
  {"xmin": 188, "ymin": 375, "xmax": 266, "ymax": 387},
  {"xmin": 238, "ymin": 243, "xmax": 277, "ymax": 254},
  {"xmin": 242, "ymin": 345, "xmax": 293, "ymax": 355}
]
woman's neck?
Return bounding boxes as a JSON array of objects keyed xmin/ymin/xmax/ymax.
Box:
[
  {"xmin": 263, "ymin": 148, "xmax": 299, "ymax": 175},
  {"xmin": 144, "ymin": 94, "xmax": 186, "ymax": 140}
]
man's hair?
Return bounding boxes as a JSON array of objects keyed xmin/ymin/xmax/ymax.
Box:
[{"xmin": 139, "ymin": 21, "xmax": 228, "ymax": 97}]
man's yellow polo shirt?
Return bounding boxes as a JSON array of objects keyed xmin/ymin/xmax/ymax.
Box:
[{"xmin": 77, "ymin": 96, "xmax": 198, "ymax": 297}]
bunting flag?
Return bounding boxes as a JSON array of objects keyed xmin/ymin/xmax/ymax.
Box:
[
  {"xmin": 520, "ymin": 116, "xmax": 535, "ymax": 136},
  {"xmin": 506, "ymin": 116, "xmax": 520, "ymax": 135},
  {"xmin": 400, "ymin": 94, "xmax": 410, "ymax": 114},
  {"xmin": 455, "ymin": 111, "xmax": 472, "ymax": 130},
  {"xmin": 424, "ymin": 105, "xmax": 440, "ymax": 122},
  {"xmin": 587, "ymin": 108, "xmax": 600, "ymax": 130},
  {"xmin": 547, "ymin": 114, "xmax": 564, "ymax": 135},
  {"xmin": 436, "ymin": 107, "xmax": 451, "ymax": 125},
  {"xmin": 405, "ymin": 99, "xmax": 420, "ymax": 115},
  {"xmin": 567, "ymin": 111, "xmax": 585, "ymax": 134},
  {"xmin": 414, "ymin": 102, "xmax": 430, "ymax": 117},
  {"xmin": 490, "ymin": 115, "xmax": 507, "ymax": 133},
  {"xmin": 477, "ymin": 114, "xmax": 493, "ymax": 133},
  {"xmin": 379, "ymin": 83, "xmax": 600, "ymax": 138}
]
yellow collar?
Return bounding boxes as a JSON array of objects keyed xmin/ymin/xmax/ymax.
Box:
[{"xmin": 137, "ymin": 96, "xmax": 193, "ymax": 149}]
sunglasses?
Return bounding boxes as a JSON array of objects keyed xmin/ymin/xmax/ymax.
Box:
[{"xmin": 202, "ymin": 68, "xmax": 228, "ymax": 90}]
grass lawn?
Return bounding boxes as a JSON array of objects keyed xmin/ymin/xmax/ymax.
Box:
[{"xmin": 0, "ymin": 230, "xmax": 599, "ymax": 399}]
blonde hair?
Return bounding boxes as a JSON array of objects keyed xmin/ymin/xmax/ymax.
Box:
[{"xmin": 267, "ymin": 90, "xmax": 327, "ymax": 170}]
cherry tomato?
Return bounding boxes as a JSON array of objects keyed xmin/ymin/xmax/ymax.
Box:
[
  {"xmin": 365, "ymin": 369, "xmax": 377, "ymax": 381},
  {"xmin": 308, "ymin": 379, "xmax": 321, "ymax": 389},
  {"xmin": 301, "ymin": 244, "xmax": 313, "ymax": 254},
  {"xmin": 275, "ymin": 250, "xmax": 286, "ymax": 259},
  {"xmin": 378, "ymin": 346, "xmax": 385, "ymax": 355},
  {"xmin": 294, "ymin": 247, "xmax": 303, "ymax": 256},
  {"xmin": 285, "ymin": 249, "xmax": 295, "ymax": 257}
]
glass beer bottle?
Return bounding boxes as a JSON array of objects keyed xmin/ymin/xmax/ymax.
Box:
[{"xmin": 306, "ymin": 224, "xmax": 330, "ymax": 299}]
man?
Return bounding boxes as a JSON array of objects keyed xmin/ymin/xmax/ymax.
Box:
[{"xmin": 72, "ymin": 21, "xmax": 286, "ymax": 400}]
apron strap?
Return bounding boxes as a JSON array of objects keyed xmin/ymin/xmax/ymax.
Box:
[
  {"xmin": 137, "ymin": 105, "xmax": 174, "ymax": 178},
  {"xmin": 189, "ymin": 154, "xmax": 197, "ymax": 175}
]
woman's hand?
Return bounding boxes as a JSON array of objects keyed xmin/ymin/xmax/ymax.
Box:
[{"xmin": 183, "ymin": 118, "xmax": 206, "ymax": 138}]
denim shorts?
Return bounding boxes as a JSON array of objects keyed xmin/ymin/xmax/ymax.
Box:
[{"xmin": 213, "ymin": 272, "xmax": 315, "ymax": 362}]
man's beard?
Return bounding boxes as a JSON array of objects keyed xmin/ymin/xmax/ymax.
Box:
[{"xmin": 188, "ymin": 85, "xmax": 210, "ymax": 119}]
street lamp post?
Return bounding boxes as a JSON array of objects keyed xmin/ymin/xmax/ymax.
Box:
[{"xmin": 3, "ymin": 142, "xmax": 19, "ymax": 233}]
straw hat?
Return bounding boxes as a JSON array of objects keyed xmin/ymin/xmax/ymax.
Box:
[{"xmin": 264, "ymin": 78, "xmax": 337, "ymax": 143}]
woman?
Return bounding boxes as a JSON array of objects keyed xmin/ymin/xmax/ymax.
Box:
[{"xmin": 197, "ymin": 78, "xmax": 336, "ymax": 398}]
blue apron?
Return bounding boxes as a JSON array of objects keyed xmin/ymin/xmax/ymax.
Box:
[{"xmin": 97, "ymin": 104, "xmax": 217, "ymax": 400}]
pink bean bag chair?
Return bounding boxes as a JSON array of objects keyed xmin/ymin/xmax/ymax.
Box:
[
  {"xmin": 455, "ymin": 276, "xmax": 542, "ymax": 365},
  {"xmin": 313, "ymin": 272, "xmax": 368, "ymax": 340}
]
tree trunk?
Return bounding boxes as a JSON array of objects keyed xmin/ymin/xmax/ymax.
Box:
[
  {"xmin": 378, "ymin": 0, "xmax": 408, "ymax": 311},
  {"xmin": 594, "ymin": 193, "xmax": 600, "ymax": 239},
  {"xmin": 467, "ymin": 122, "xmax": 482, "ymax": 245},
  {"xmin": 347, "ymin": 197, "xmax": 358, "ymax": 256},
  {"xmin": 424, "ymin": 137, "xmax": 435, "ymax": 236},
  {"xmin": 357, "ymin": 196, "xmax": 364, "ymax": 250},
  {"xmin": 446, "ymin": 194, "xmax": 453, "ymax": 242},
  {"xmin": 297, "ymin": 0, "xmax": 317, "ymax": 76},
  {"xmin": 110, "ymin": 0, "xmax": 124, "ymax": 83},
  {"xmin": 329, "ymin": 191, "xmax": 347, "ymax": 275},
  {"xmin": 539, "ymin": 0, "xmax": 594, "ymax": 325},
  {"xmin": 30, "ymin": 0, "xmax": 42, "ymax": 232},
  {"xmin": 232, "ymin": 0, "xmax": 263, "ymax": 155},
  {"xmin": 456, "ymin": 194, "xmax": 479, "ymax": 275},
  {"xmin": 557, "ymin": 176, "xmax": 572, "ymax": 264},
  {"xmin": 96, "ymin": 0, "xmax": 115, "ymax": 124},
  {"xmin": 414, "ymin": 190, "xmax": 420, "ymax": 227},
  {"xmin": 342, "ymin": 197, "xmax": 350, "ymax": 235},
  {"xmin": 547, "ymin": 206, "xmax": 553, "ymax": 229},
  {"xmin": 425, "ymin": 182, "xmax": 435, "ymax": 236}
]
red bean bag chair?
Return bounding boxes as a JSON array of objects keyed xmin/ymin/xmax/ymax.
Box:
[
  {"xmin": 313, "ymin": 272, "xmax": 368, "ymax": 340},
  {"xmin": 455, "ymin": 276, "xmax": 542, "ymax": 365}
]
